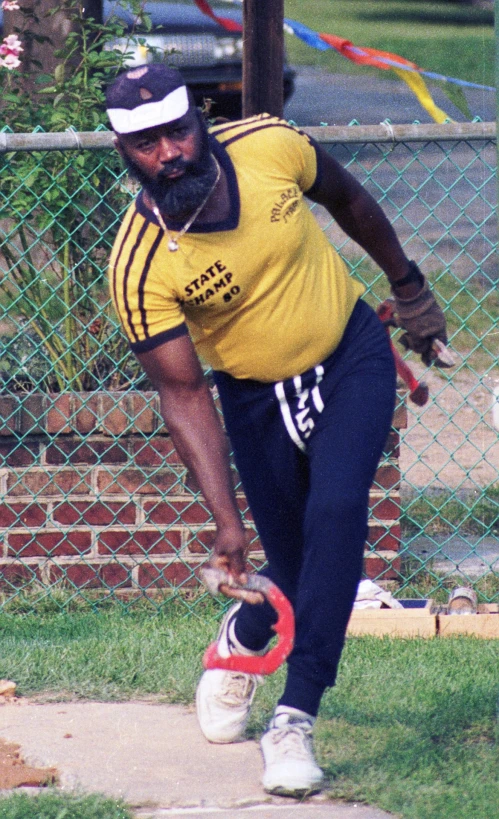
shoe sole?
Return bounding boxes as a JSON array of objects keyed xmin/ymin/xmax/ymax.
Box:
[{"xmin": 264, "ymin": 783, "xmax": 323, "ymax": 798}]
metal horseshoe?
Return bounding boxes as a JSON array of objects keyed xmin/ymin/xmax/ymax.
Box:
[{"xmin": 200, "ymin": 567, "xmax": 295, "ymax": 676}]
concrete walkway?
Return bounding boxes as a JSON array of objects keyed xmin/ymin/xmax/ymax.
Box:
[{"xmin": 0, "ymin": 701, "xmax": 397, "ymax": 819}]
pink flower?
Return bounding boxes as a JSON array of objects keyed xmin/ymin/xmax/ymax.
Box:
[
  {"xmin": 1, "ymin": 34, "xmax": 23, "ymax": 53},
  {"xmin": 0, "ymin": 34, "xmax": 22, "ymax": 68},
  {"xmin": 1, "ymin": 1, "xmax": 21, "ymax": 10},
  {"xmin": 0, "ymin": 53, "xmax": 21, "ymax": 69},
  {"xmin": 0, "ymin": 34, "xmax": 23, "ymax": 65}
]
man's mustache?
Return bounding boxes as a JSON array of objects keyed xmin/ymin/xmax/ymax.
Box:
[{"xmin": 157, "ymin": 159, "xmax": 188, "ymax": 180}]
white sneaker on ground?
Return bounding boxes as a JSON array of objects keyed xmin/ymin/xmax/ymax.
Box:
[
  {"xmin": 196, "ymin": 603, "xmax": 263, "ymax": 744},
  {"xmin": 261, "ymin": 706, "xmax": 324, "ymax": 798}
]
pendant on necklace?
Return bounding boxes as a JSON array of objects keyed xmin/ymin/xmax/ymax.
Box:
[{"xmin": 154, "ymin": 157, "xmax": 220, "ymax": 254}]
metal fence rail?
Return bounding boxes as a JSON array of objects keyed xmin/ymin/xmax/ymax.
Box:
[{"xmin": 0, "ymin": 121, "xmax": 497, "ymax": 612}]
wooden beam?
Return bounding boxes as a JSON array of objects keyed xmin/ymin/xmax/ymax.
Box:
[
  {"xmin": 242, "ymin": 0, "xmax": 284, "ymax": 118},
  {"xmin": 347, "ymin": 601, "xmax": 437, "ymax": 639}
]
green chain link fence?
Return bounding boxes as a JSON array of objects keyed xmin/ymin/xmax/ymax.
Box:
[{"xmin": 0, "ymin": 121, "xmax": 497, "ymax": 613}]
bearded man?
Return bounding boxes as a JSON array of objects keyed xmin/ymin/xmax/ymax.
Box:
[{"xmin": 106, "ymin": 64, "xmax": 446, "ymax": 798}]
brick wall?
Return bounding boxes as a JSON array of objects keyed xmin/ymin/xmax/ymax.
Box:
[{"xmin": 0, "ymin": 391, "xmax": 406, "ymax": 597}]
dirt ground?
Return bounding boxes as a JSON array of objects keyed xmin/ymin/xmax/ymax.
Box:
[
  {"xmin": 0, "ymin": 737, "xmax": 57, "ymax": 789},
  {"xmin": 0, "ymin": 686, "xmax": 57, "ymax": 789},
  {"xmin": 398, "ymin": 362, "xmax": 499, "ymax": 492}
]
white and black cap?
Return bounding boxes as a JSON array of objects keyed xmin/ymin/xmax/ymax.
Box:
[{"xmin": 106, "ymin": 65, "xmax": 190, "ymax": 134}]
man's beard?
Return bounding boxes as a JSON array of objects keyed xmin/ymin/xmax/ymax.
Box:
[{"xmin": 120, "ymin": 116, "xmax": 218, "ymax": 220}]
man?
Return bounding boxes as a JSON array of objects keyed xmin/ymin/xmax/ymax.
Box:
[{"xmin": 106, "ymin": 64, "xmax": 446, "ymax": 798}]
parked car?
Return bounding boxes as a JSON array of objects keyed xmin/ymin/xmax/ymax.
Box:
[
  {"xmin": 0, "ymin": 2, "xmax": 294, "ymax": 120},
  {"xmin": 103, "ymin": 1, "xmax": 295, "ymax": 119}
]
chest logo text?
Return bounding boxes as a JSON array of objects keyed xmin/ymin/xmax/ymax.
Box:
[
  {"xmin": 270, "ymin": 186, "xmax": 300, "ymax": 223},
  {"xmin": 179, "ymin": 259, "xmax": 240, "ymax": 307}
]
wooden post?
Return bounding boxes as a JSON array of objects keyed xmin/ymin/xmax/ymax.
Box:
[{"xmin": 242, "ymin": 0, "xmax": 284, "ymax": 118}]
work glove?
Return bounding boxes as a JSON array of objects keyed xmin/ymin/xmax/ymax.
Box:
[{"xmin": 392, "ymin": 263, "xmax": 447, "ymax": 367}]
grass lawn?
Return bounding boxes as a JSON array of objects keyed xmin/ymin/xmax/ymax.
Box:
[
  {"xmin": 0, "ymin": 793, "xmax": 133, "ymax": 819},
  {"xmin": 283, "ymin": 1, "xmax": 495, "ymax": 88},
  {"xmin": 1, "ymin": 604, "xmax": 499, "ymax": 819}
]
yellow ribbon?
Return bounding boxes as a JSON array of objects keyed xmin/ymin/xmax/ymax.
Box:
[{"xmin": 393, "ymin": 68, "xmax": 453, "ymax": 124}]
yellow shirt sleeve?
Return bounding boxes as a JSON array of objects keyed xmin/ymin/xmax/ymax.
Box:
[{"xmin": 109, "ymin": 204, "xmax": 186, "ymax": 351}]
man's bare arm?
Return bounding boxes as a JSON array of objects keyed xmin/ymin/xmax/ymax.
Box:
[
  {"xmin": 308, "ymin": 147, "xmax": 420, "ymax": 299},
  {"xmin": 137, "ymin": 334, "xmax": 250, "ymax": 591},
  {"xmin": 307, "ymin": 146, "xmax": 448, "ymax": 364}
]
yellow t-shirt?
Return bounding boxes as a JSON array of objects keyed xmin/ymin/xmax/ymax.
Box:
[{"xmin": 109, "ymin": 114, "xmax": 364, "ymax": 382}]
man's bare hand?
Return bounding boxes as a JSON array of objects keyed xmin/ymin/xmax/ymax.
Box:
[{"xmin": 208, "ymin": 529, "xmax": 264, "ymax": 604}]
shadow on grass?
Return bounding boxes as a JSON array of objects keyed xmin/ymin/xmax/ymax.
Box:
[{"xmin": 359, "ymin": 8, "xmax": 493, "ymax": 28}]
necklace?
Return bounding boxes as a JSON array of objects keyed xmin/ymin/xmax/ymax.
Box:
[{"xmin": 152, "ymin": 158, "xmax": 221, "ymax": 252}]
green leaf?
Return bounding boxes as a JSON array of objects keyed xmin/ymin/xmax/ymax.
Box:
[
  {"xmin": 35, "ymin": 74, "xmax": 54, "ymax": 85},
  {"xmin": 54, "ymin": 63, "xmax": 65, "ymax": 84}
]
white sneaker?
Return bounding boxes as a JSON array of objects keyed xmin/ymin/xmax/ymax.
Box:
[
  {"xmin": 196, "ymin": 603, "xmax": 262, "ymax": 744},
  {"xmin": 261, "ymin": 707, "xmax": 324, "ymax": 797}
]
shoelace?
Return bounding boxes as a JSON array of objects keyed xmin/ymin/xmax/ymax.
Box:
[
  {"xmin": 217, "ymin": 672, "xmax": 258, "ymax": 706},
  {"xmin": 269, "ymin": 723, "xmax": 314, "ymax": 759}
]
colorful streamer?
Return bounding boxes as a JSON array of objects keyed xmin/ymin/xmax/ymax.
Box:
[
  {"xmin": 391, "ymin": 68, "xmax": 450, "ymax": 124},
  {"xmin": 192, "ymin": 0, "xmax": 494, "ymax": 123},
  {"xmin": 193, "ymin": 0, "xmax": 242, "ymax": 33},
  {"xmin": 316, "ymin": 33, "xmax": 450, "ymax": 123}
]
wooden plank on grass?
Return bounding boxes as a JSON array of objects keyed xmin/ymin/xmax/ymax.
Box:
[
  {"xmin": 347, "ymin": 600, "xmax": 437, "ymax": 638},
  {"xmin": 438, "ymin": 604, "xmax": 499, "ymax": 638}
]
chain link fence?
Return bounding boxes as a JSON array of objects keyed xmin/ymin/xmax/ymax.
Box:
[{"xmin": 0, "ymin": 121, "xmax": 497, "ymax": 612}]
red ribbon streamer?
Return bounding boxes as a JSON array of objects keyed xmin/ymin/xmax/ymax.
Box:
[
  {"xmin": 318, "ymin": 34, "xmax": 419, "ymax": 72},
  {"xmin": 193, "ymin": 0, "xmax": 243, "ymax": 33}
]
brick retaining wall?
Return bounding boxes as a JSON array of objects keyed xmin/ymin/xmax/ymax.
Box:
[{"xmin": 0, "ymin": 392, "xmax": 406, "ymax": 596}]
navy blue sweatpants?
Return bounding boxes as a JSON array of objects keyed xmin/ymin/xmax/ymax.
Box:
[{"xmin": 213, "ymin": 299, "xmax": 396, "ymax": 717}]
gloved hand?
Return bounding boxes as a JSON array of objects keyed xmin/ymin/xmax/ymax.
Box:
[{"xmin": 392, "ymin": 271, "xmax": 447, "ymax": 367}]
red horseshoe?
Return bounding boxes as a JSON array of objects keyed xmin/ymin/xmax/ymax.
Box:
[{"xmin": 201, "ymin": 569, "xmax": 295, "ymax": 676}]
